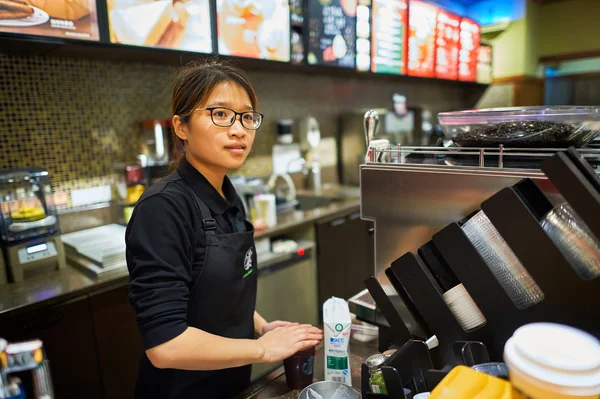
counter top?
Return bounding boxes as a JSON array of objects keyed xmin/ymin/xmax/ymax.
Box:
[
  {"xmin": 238, "ymin": 339, "xmax": 377, "ymax": 399},
  {"xmin": 0, "ymin": 189, "xmax": 360, "ymax": 318}
]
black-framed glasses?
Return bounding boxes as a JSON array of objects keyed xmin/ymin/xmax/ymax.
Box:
[{"xmin": 196, "ymin": 107, "xmax": 264, "ymax": 130}]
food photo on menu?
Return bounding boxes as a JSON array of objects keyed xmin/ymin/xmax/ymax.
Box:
[
  {"xmin": 0, "ymin": 0, "xmax": 100, "ymax": 40},
  {"xmin": 307, "ymin": 0, "xmax": 357, "ymax": 68},
  {"xmin": 107, "ymin": 0, "xmax": 212, "ymax": 53},
  {"xmin": 217, "ymin": 0, "xmax": 290, "ymax": 62}
]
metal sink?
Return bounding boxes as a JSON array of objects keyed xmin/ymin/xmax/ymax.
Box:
[{"xmin": 295, "ymin": 194, "xmax": 341, "ymax": 211}]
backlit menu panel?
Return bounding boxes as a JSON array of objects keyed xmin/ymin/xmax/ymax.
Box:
[
  {"xmin": 434, "ymin": 9, "xmax": 460, "ymax": 80},
  {"xmin": 307, "ymin": 0, "xmax": 357, "ymax": 68},
  {"xmin": 458, "ymin": 17, "xmax": 480, "ymax": 81},
  {"xmin": 218, "ymin": 0, "xmax": 290, "ymax": 61},
  {"xmin": 108, "ymin": 0, "xmax": 212, "ymax": 53},
  {"xmin": 371, "ymin": 0, "xmax": 407, "ymax": 74},
  {"xmin": 407, "ymin": 0, "xmax": 437, "ymax": 78},
  {"xmin": 0, "ymin": 0, "xmax": 99, "ymax": 40},
  {"xmin": 477, "ymin": 44, "xmax": 492, "ymax": 83}
]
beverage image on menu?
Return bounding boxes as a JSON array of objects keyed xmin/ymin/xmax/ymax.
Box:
[
  {"xmin": 407, "ymin": 0, "xmax": 437, "ymax": 77},
  {"xmin": 0, "ymin": 0, "xmax": 100, "ymax": 40},
  {"xmin": 108, "ymin": 0, "xmax": 212, "ymax": 53},
  {"xmin": 307, "ymin": 0, "xmax": 357, "ymax": 68},
  {"xmin": 217, "ymin": 0, "xmax": 290, "ymax": 61},
  {"xmin": 371, "ymin": 0, "xmax": 407, "ymax": 74}
]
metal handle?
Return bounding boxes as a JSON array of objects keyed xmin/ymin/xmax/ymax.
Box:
[{"xmin": 363, "ymin": 110, "xmax": 379, "ymax": 148}]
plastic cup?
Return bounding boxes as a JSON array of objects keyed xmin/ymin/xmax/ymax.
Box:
[{"xmin": 284, "ymin": 347, "xmax": 315, "ymax": 390}]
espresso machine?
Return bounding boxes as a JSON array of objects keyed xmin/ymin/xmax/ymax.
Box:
[{"xmin": 0, "ymin": 168, "xmax": 66, "ymax": 283}]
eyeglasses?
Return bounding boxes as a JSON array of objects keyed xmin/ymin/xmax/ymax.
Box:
[{"xmin": 195, "ymin": 107, "xmax": 264, "ymax": 130}]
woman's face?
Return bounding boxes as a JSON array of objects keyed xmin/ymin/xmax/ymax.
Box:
[{"xmin": 176, "ymin": 81, "xmax": 256, "ymax": 172}]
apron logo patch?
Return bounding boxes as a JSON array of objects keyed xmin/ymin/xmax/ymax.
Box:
[{"xmin": 243, "ymin": 248, "xmax": 253, "ymax": 279}]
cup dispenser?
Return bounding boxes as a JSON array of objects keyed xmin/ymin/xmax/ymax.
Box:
[{"xmin": 357, "ymin": 148, "xmax": 600, "ymax": 398}]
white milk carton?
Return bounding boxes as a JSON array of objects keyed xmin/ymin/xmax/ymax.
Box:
[{"xmin": 323, "ymin": 297, "xmax": 352, "ymax": 386}]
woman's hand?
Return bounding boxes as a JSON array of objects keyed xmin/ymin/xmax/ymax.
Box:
[
  {"xmin": 257, "ymin": 324, "xmax": 323, "ymax": 364},
  {"xmin": 260, "ymin": 320, "xmax": 298, "ymax": 336}
]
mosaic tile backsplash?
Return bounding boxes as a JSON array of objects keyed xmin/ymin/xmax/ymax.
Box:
[{"xmin": 0, "ymin": 52, "xmax": 482, "ymax": 208}]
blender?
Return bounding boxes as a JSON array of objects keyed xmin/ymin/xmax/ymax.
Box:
[{"xmin": 0, "ymin": 168, "xmax": 66, "ymax": 283}]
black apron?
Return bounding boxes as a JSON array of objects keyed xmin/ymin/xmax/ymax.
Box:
[{"xmin": 134, "ymin": 180, "xmax": 258, "ymax": 399}]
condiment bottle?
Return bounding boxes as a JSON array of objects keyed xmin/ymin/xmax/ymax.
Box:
[{"xmin": 366, "ymin": 353, "xmax": 388, "ymax": 395}]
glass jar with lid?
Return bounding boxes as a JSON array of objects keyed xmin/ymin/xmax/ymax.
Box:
[{"xmin": 366, "ymin": 353, "xmax": 388, "ymax": 395}]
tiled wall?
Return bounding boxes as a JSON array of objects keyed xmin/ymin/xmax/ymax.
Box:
[{"xmin": 0, "ymin": 53, "xmax": 484, "ymax": 208}]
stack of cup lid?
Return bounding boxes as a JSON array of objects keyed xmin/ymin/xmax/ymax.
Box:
[
  {"xmin": 504, "ymin": 322, "xmax": 600, "ymax": 399},
  {"xmin": 442, "ymin": 284, "xmax": 487, "ymax": 331}
]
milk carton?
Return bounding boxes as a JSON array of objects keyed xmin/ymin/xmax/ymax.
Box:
[{"xmin": 323, "ymin": 297, "xmax": 352, "ymax": 386}]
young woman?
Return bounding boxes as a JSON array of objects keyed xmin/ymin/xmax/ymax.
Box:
[{"xmin": 126, "ymin": 60, "xmax": 323, "ymax": 398}]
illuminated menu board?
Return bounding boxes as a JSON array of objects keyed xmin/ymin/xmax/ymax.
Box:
[
  {"xmin": 108, "ymin": 0, "xmax": 212, "ymax": 53},
  {"xmin": 371, "ymin": 0, "xmax": 407, "ymax": 74},
  {"xmin": 458, "ymin": 17, "xmax": 480, "ymax": 81},
  {"xmin": 477, "ymin": 44, "xmax": 492, "ymax": 83},
  {"xmin": 407, "ymin": 0, "xmax": 438, "ymax": 78},
  {"xmin": 218, "ymin": 0, "xmax": 290, "ymax": 61},
  {"xmin": 0, "ymin": 0, "xmax": 99, "ymax": 40},
  {"xmin": 434, "ymin": 10, "xmax": 460, "ymax": 80},
  {"xmin": 307, "ymin": 0, "xmax": 357, "ymax": 68}
]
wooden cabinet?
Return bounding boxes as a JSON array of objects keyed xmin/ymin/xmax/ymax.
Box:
[
  {"xmin": 316, "ymin": 211, "xmax": 374, "ymax": 306},
  {"xmin": 90, "ymin": 285, "xmax": 143, "ymax": 399},
  {"xmin": 0, "ymin": 297, "xmax": 104, "ymax": 399},
  {"xmin": 0, "ymin": 285, "xmax": 143, "ymax": 399}
]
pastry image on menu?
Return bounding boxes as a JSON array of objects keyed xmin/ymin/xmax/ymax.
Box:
[
  {"xmin": 0, "ymin": 0, "xmax": 99, "ymax": 39},
  {"xmin": 107, "ymin": 0, "xmax": 213, "ymax": 53},
  {"xmin": 217, "ymin": 0, "xmax": 290, "ymax": 61}
]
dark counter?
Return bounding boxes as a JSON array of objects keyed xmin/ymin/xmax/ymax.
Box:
[
  {"xmin": 0, "ymin": 195, "xmax": 360, "ymax": 318},
  {"xmin": 239, "ymin": 340, "xmax": 377, "ymax": 399}
]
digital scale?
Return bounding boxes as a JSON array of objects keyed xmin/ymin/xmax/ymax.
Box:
[
  {"xmin": 2, "ymin": 236, "xmax": 66, "ymax": 282},
  {"xmin": 0, "ymin": 168, "xmax": 66, "ymax": 284}
]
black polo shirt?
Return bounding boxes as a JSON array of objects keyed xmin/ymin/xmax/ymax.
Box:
[{"xmin": 125, "ymin": 158, "xmax": 248, "ymax": 350}]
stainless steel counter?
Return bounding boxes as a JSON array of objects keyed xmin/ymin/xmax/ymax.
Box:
[
  {"xmin": 0, "ymin": 194, "xmax": 359, "ymax": 318},
  {"xmin": 238, "ymin": 340, "xmax": 377, "ymax": 399}
]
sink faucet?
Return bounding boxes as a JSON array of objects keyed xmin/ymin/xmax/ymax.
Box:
[
  {"xmin": 286, "ymin": 156, "xmax": 321, "ymax": 195},
  {"xmin": 266, "ymin": 173, "xmax": 297, "ymax": 203}
]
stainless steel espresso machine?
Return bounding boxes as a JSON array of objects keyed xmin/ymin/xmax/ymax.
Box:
[
  {"xmin": 0, "ymin": 168, "xmax": 66, "ymax": 283},
  {"xmin": 349, "ymin": 108, "xmax": 600, "ymax": 397}
]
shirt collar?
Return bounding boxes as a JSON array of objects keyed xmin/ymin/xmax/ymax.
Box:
[{"xmin": 177, "ymin": 157, "xmax": 238, "ymax": 215}]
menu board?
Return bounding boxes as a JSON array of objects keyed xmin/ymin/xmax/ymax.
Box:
[
  {"xmin": 218, "ymin": 0, "xmax": 290, "ymax": 61},
  {"xmin": 354, "ymin": 0, "xmax": 370, "ymax": 72},
  {"xmin": 458, "ymin": 17, "xmax": 480, "ymax": 82},
  {"xmin": 434, "ymin": 9, "xmax": 459, "ymax": 80},
  {"xmin": 371, "ymin": 0, "xmax": 407, "ymax": 74},
  {"xmin": 407, "ymin": 0, "xmax": 437, "ymax": 78},
  {"xmin": 108, "ymin": 0, "xmax": 212, "ymax": 53},
  {"xmin": 307, "ymin": 0, "xmax": 357, "ymax": 68},
  {"xmin": 477, "ymin": 44, "xmax": 492, "ymax": 84},
  {"xmin": 0, "ymin": 0, "xmax": 99, "ymax": 40}
]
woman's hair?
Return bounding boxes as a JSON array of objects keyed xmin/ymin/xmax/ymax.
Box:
[{"xmin": 169, "ymin": 59, "xmax": 258, "ymax": 170}]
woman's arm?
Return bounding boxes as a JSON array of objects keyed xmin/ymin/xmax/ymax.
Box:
[{"xmin": 147, "ymin": 324, "xmax": 322, "ymax": 370}]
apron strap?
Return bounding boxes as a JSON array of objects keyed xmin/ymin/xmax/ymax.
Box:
[{"xmin": 190, "ymin": 192, "xmax": 217, "ymax": 236}]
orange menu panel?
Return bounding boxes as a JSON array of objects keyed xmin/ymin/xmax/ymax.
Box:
[
  {"xmin": 408, "ymin": 0, "xmax": 438, "ymax": 78},
  {"xmin": 435, "ymin": 9, "xmax": 460, "ymax": 80}
]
